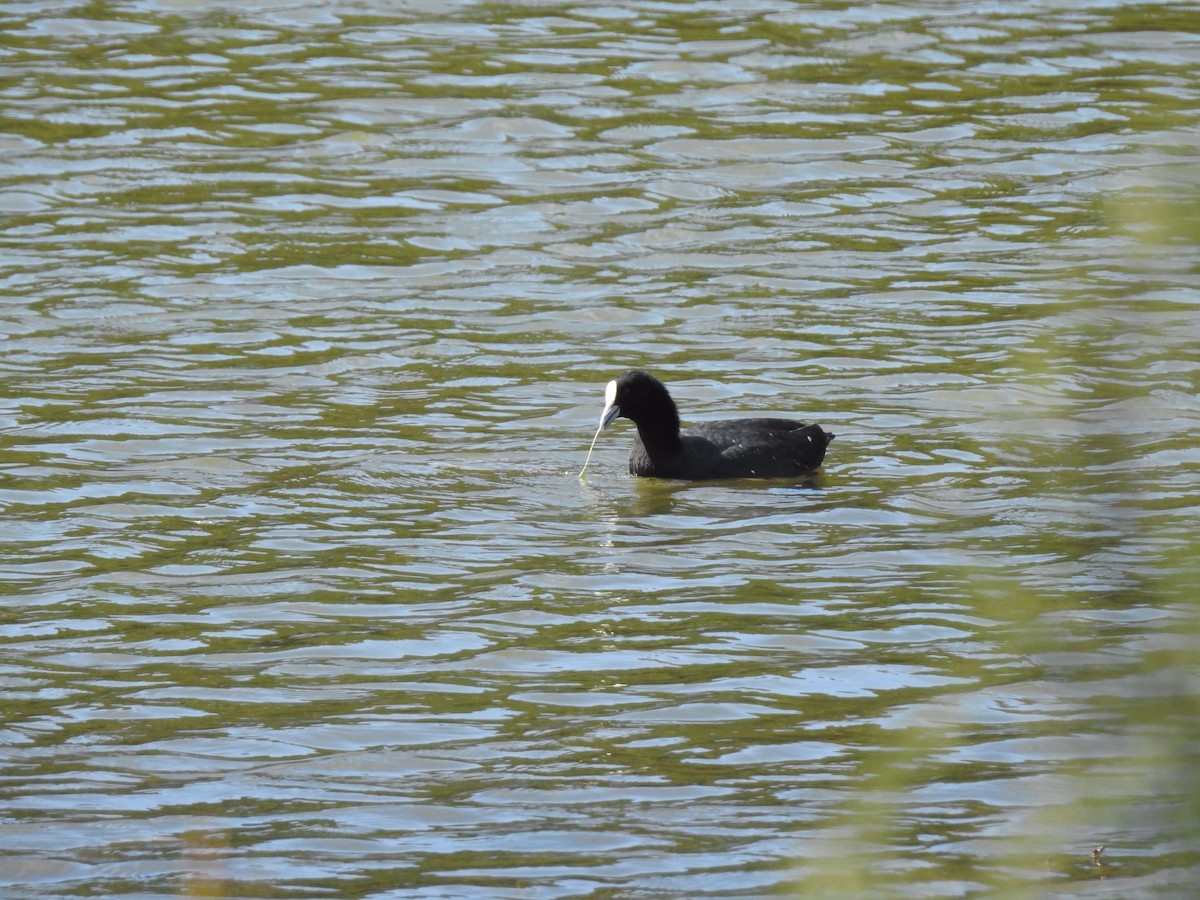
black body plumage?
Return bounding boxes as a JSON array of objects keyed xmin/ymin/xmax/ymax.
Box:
[{"xmin": 595, "ymin": 370, "xmax": 833, "ymax": 480}]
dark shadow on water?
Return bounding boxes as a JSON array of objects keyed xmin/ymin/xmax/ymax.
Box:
[{"xmin": 579, "ymin": 467, "xmax": 830, "ymax": 518}]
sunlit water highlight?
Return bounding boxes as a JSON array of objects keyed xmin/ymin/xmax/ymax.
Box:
[{"xmin": 2, "ymin": 1, "xmax": 1199, "ymax": 897}]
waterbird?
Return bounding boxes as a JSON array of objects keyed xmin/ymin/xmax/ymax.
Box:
[{"xmin": 579, "ymin": 370, "xmax": 834, "ymax": 480}]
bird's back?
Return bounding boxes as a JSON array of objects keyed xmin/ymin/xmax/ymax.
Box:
[{"xmin": 630, "ymin": 417, "xmax": 833, "ymax": 480}]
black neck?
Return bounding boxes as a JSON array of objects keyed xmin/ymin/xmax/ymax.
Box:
[{"xmin": 635, "ymin": 416, "xmax": 683, "ymax": 458}]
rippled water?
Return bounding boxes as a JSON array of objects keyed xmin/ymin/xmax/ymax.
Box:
[{"xmin": 3, "ymin": 1, "xmax": 1199, "ymax": 897}]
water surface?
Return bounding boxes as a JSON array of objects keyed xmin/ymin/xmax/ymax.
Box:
[{"xmin": 2, "ymin": 1, "xmax": 1199, "ymax": 897}]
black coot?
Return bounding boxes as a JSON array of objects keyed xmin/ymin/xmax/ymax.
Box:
[{"xmin": 580, "ymin": 370, "xmax": 834, "ymax": 480}]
